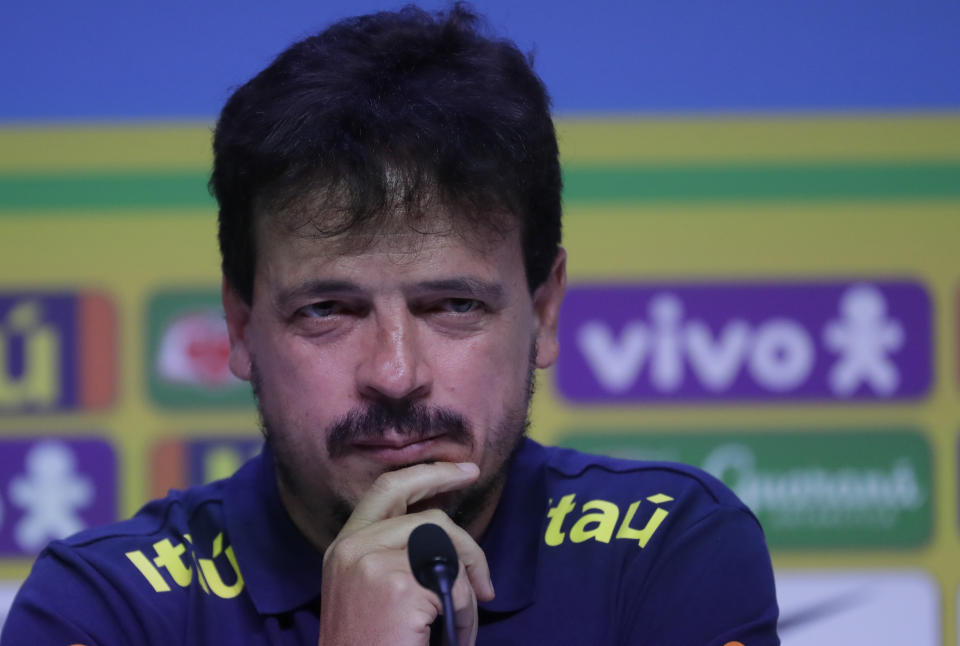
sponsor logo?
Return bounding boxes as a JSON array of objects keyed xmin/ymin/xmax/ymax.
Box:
[
  {"xmin": 126, "ymin": 531, "xmax": 244, "ymax": 599},
  {"xmin": 147, "ymin": 290, "xmax": 253, "ymax": 408},
  {"xmin": 776, "ymin": 570, "xmax": 938, "ymax": 645},
  {"xmin": 0, "ymin": 437, "xmax": 117, "ymax": 556},
  {"xmin": 158, "ymin": 313, "xmax": 233, "ymax": 387},
  {"xmin": 560, "ymin": 430, "xmax": 932, "ymax": 548},
  {"xmin": 0, "ymin": 292, "xmax": 115, "ymax": 413},
  {"xmin": 543, "ymin": 492, "xmax": 673, "ymax": 549},
  {"xmin": 556, "ymin": 281, "xmax": 931, "ymax": 402},
  {"xmin": 150, "ymin": 437, "xmax": 261, "ymax": 499}
]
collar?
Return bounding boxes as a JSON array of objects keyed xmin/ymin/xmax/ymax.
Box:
[
  {"xmin": 224, "ymin": 438, "xmax": 548, "ymax": 617},
  {"xmin": 223, "ymin": 442, "xmax": 325, "ymax": 615},
  {"xmin": 477, "ymin": 438, "xmax": 548, "ymax": 615}
]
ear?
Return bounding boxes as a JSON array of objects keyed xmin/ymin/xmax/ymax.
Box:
[
  {"xmin": 532, "ymin": 247, "xmax": 567, "ymax": 369},
  {"xmin": 222, "ymin": 277, "xmax": 253, "ymax": 381}
]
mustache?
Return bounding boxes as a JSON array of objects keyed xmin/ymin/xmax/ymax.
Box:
[{"xmin": 326, "ymin": 401, "xmax": 472, "ymax": 458}]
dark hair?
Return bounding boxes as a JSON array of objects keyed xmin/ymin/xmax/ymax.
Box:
[{"xmin": 210, "ymin": 3, "xmax": 562, "ymax": 304}]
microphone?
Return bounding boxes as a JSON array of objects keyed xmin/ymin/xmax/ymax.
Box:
[{"xmin": 408, "ymin": 523, "xmax": 460, "ymax": 646}]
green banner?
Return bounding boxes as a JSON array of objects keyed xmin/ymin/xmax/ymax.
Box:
[
  {"xmin": 559, "ymin": 429, "xmax": 933, "ymax": 549},
  {"xmin": 146, "ymin": 290, "xmax": 254, "ymax": 409}
]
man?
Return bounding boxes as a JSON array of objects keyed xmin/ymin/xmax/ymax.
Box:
[{"xmin": 2, "ymin": 5, "xmax": 779, "ymax": 645}]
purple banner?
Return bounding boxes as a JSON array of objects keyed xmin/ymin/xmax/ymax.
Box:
[
  {"xmin": 556, "ymin": 281, "xmax": 931, "ymax": 403},
  {"xmin": 186, "ymin": 438, "xmax": 261, "ymax": 485},
  {"xmin": 0, "ymin": 437, "xmax": 116, "ymax": 556},
  {"xmin": 0, "ymin": 294, "xmax": 77, "ymax": 413}
]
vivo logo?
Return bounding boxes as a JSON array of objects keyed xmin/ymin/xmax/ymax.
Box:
[
  {"xmin": 0, "ymin": 437, "xmax": 116, "ymax": 556},
  {"xmin": 556, "ymin": 281, "xmax": 931, "ymax": 402}
]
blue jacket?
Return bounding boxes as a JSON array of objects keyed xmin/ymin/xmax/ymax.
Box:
[{"xmin": 1, "ymin": 439, "xmax": 779, "ymax": 645}]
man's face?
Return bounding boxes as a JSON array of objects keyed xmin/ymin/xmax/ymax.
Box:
[{"xmin": 223, "ymin": 211, "xmax": 565, "ymax": 544}]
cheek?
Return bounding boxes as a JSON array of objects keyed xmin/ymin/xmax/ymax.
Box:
[
  {"xmin": 435, "ymin": 330, "xmax": 531, "ymax": 409},
  {"xmin": 252, "ymin": 332, "xmax": 355, "ymax": 419}
]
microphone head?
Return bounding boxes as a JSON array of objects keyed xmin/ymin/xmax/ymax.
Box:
[{"xmin": 408, "ymin": 522, "xmax": 459, "ymax": 592}]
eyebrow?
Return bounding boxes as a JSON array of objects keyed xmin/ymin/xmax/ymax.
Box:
[
  {"xmin": 410, "ymin": 278, "xmax": 505, "ymax": 304},
  {"xmin": 275, "ymin": 277, "xmax": 506, "ymax": 309}
]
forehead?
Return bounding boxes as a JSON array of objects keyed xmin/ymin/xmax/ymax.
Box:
[{"xmin": 253, "ymin": 207, "xmax": 525, "ymax": 287}]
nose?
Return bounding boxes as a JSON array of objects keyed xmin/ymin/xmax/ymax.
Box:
[{"xmin": 355, "ymin": 307, "xmax": 432, "ymax": 403}]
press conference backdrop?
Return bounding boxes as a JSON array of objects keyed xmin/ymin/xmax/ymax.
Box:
[{"xmin": 1, "ymin": 1, "xmax": 959, "ymax": 643}]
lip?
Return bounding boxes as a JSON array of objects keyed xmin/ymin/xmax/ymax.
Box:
[{"xmin": 349, "ymin": 434, "xmax": 449, "ymax": 465}]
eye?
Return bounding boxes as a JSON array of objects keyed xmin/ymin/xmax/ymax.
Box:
[
  {"xmin": 298, "ymin": 301, "xmax": 340, "ymax": 318},
  {"xmin": 441, "ymin": 298, "xmax": 481, "ymax": 314}
]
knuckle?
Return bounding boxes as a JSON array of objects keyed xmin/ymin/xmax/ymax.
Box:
[
  {"xmin": 354, "ymin": 550, "xmax": 385, "ymax": 579},
  {"xmin": 326, "ymin": 534, "xmax": 365, "ymax": 568},
  {"xmin": 383, "ymin": 569, "xmax": 415, "ymax": 597},
  {"xmin": 322, "ymin": 538, "xmax": 345, "ymax": 567},
  {"xmin": 370, "ymin": 470, "xmax": 397, "ymax": 494},
  {"xmin": 421, "ymin": 508, "xmax": 451, "ymax": 524}
]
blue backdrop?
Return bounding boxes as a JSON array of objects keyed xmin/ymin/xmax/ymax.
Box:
[{"xmin": 2, "ymin": 0, "xmax": 959, "ymax": 120}]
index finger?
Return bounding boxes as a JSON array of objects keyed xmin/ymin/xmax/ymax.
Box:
[{"xmin": 342, "ymin": 462, "xmax": 480, "ymax": 533}]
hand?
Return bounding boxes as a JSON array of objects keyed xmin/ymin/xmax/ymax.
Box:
[{"xmin": 316, "ymin": 462, "xmax": 496, "ymax": 646}]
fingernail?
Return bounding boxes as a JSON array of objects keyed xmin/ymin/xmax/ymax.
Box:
[{"xmin": 455, "ymin": 462, "xmax": 478, "ymax": 473}]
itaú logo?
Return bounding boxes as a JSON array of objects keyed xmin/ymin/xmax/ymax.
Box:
[
  {"xmin": 555, "ymin": 281, "xmax": 931, "ymax": 403},
  {"xmin": 0, "ymin": 292, "xmax": 115, "ymax": 414}
]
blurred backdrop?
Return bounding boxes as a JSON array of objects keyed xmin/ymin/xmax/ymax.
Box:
[{"xmin": 1, "ymin": 1, "xmax": 959, "ymax": 643}]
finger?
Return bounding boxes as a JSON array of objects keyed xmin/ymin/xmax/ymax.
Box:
[
  {"xmin": 346, "ymin": 509, "xmax": 495, "ymax": 600},
  {"xmin": 452, "ymin": 561, "xmax": 479, "ymax": 646},
  {"xmin": 322, "ymin": 548, "xmax": 446, "ymax": 643},
  {"xmin": 343, "ymin": 462, "xmax": 479, "ymax": 532}
]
